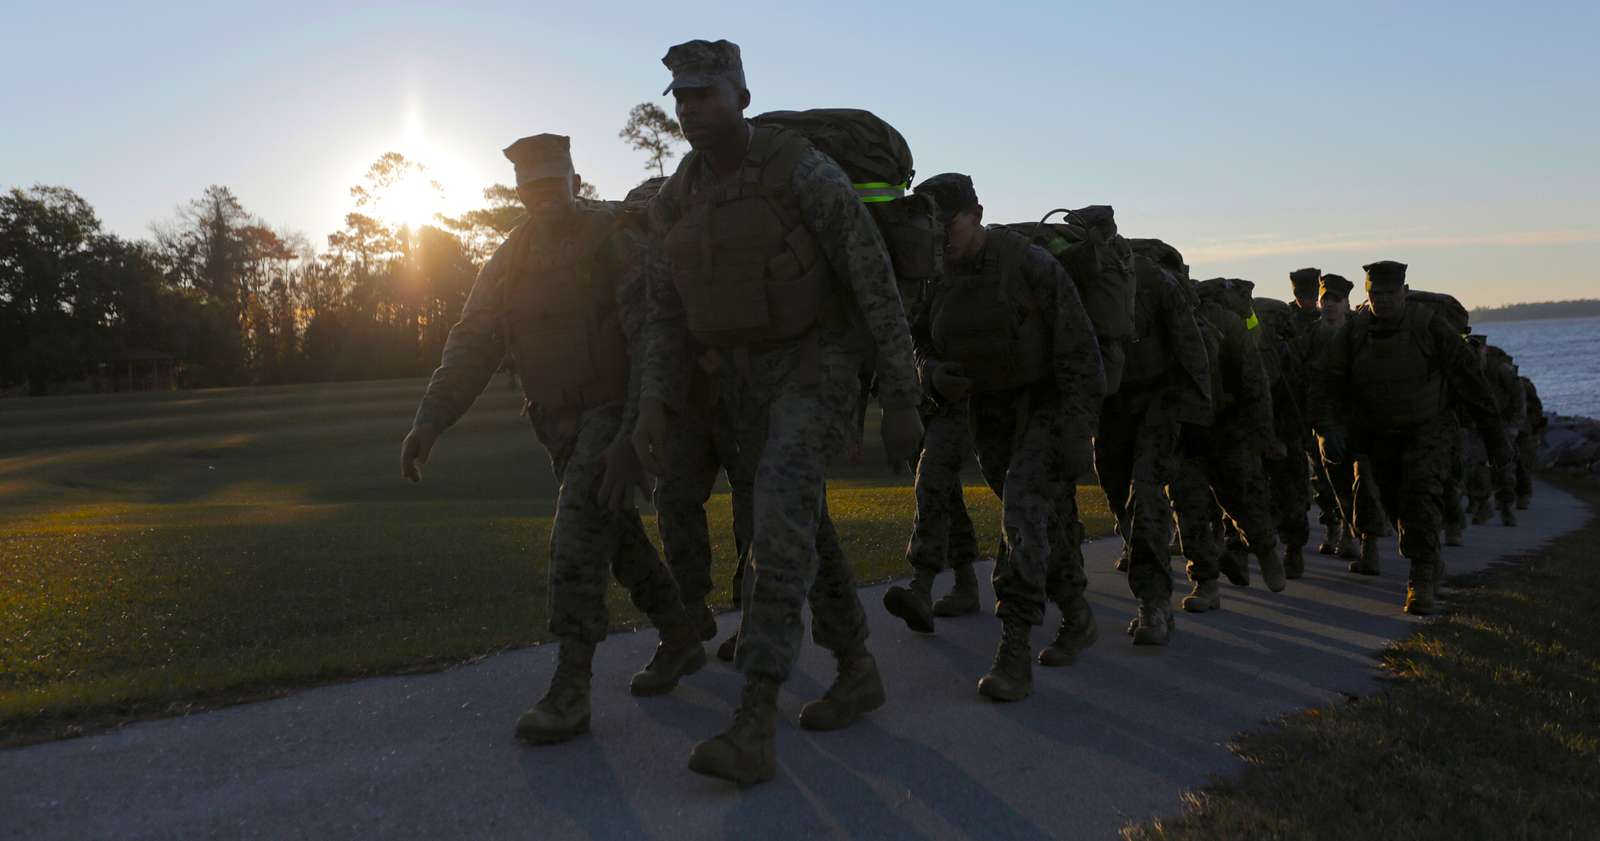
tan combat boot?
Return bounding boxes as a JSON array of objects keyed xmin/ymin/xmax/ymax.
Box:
[
  {"xmin": 1180, "ymin": 578, "xmax": 1221, "ymax": 614},
  {"xmin": 1498, "ymin": 500, "xmax": 1518, "ymax": 527},
  {"xmin": 688, "ymin": 677, "xmax": 779, "ymax": 786},
  {"xmin": 516, "ymin": 638, "xmax": 595, "ymax": 745},
  {"xmin": 1039, "ymin": 593, "xmax": 1099, "ymax": 665},
  {"xmin": 1444, "ymin": 520, "xmax": 1464, "ymax": 546},
  {"xmin": 694, "ymin": 602, "xmax": 717, "ymax": 641},
  {"xmin": 1336, "ymin": 525, "xmax": 1360, "ymax": 558},
  {"xmin": 798, "ymin": 645, "xmax": 886, "ymax": 731},
  {"xmin": 1470, "ymin": 498, "xmax": 1493, "ymax": 525},
  {"xmin": 629, "ymin": 615, "xmax": 707, "ymax": 696},
  {"xmin": 932, "ymin": 563, "xmax": 980, "ymax": 617},
  {"xmin": 1257, "ymin": 545, "xmax": 1288, "ymax": 592},
  {"xmin": 1317, "ymin": 522, "xmax": 1340, "ymax": 555},
  {"xmin": 1404, "ymin": 574, "xmax": 1437, "ymax": 616},
  {"xmin": 883, "ymin": 569, "xmax": 936, "ymax": 633},
  {"xmin": 1217, "ymin": 548, "xmax": 1250, "ymax": 587},
  {"xmin": 1281, "ymin": 543, "xmax": 1304, "ymax": 581},
  {"xmin": 1349, "ymin": 536, "xmax": 1381, "ymax": 575},
  {"xmin": 978, "ymin": 616, "xmax": 1034, "ymax": 701},
  {"xmin": 1132, "ymin": 597, "xmax": 1175, "ymax": 646}
]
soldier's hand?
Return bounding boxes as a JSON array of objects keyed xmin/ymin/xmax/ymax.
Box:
[
  {"xmin": 632, "ymin": 398, "xmax": 668, "ymax": 477},
  {"xmin": 880, "ymin": 406, "xmax": 925, "ymax": 467},
  {"xmin": 931, "ymin": 364, "xmax": 973, "ymax": 402},
  {"xmin": 401, "ymin": 424, "xmax": 440, "ymax": 483},
  {"xmin": 597, "ymin": 436, "xmax": 644, "ymax": 511}
]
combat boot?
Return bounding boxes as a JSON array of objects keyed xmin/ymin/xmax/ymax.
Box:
[
  {"xmin": 515, "ymin": 638, "xmax": 594, "ymax": 745},
  {"xmin": 688, "ymin": 677, "xmax": 779, "ymax": 786},
  {"xmin": 1336, "ymin": 526, "xmax": 1359, "ymax": 559},
  {"xmin": 1131, "ymin": 597, "xmax": 1175, "ymax": 646},
  {"xmin": 978, "ymin": 616, "xmax": 1033, "ymax": 701},
  {"xmin": 798, "ymin": 645, "xmax": 885, "ymax": 731},
  {"xmin": 629, "ymin": 615, "xmax": 707, "ymax": 696},
  {"xmin": 1499, "ymin": 500, "xmax": 1518, "ymax": 527},
  {"xmin": 932, "ymin": 563, "xmax": 980, "ymax": 618},
  {"xmin": 1348, "ymin": 536, "xmax": 1381, "ymax": 575},
  {"xmin": 883, "ymin": 569, "xmax": 936, "ymax": 633},
  {"xmin": 1256, "ymin": 545, "xmax": 1288, "ymax": 592},
  {"xmin": 1444, "ymin": 521, "xmax": 1464, "ymax": 547},
  {"xmin": 1180, "ymin": 578, "xmax": 1221, "ymax": 613},
  {"xmin": 1470, "ymin": 498, "xmax": 1492, "ymax": 525},
  {"xmin": 694, "ymin": 602, "xmax": 717, "ymax": 641},
  {"xmin": 1281, "ymin": 543, "xmax": 1304, "ymax": 581},
  {"xmin": 1038, "ymin": 593, "xmax": 1098, "ymax": 666},
  {"xmin": 1516, "ymin": 492, "xmax": 1531, "ymax": 510},
  {"xmin": 1114, "ymin": 542, "xmax": 1130, "ymax": 573},
  {"xmin": 716, "ymin": 630, "xmax": 739, "ymax": 662},
  {"xmin": 1403, "ymin": 581, "xmax": 1436, "ymax": 616},
  {"xmin": 1217, "ymin": 549, "xmax": 1250, "ymax": 587},
  {"xmin": 1317, "ymin": 522, "xmax": 1340, "ymax": 555}
]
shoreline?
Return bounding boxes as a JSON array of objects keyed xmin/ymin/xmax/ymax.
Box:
[{"xmin": 1539, "ymin": 413, "xmax": 1600, "ymax": 478}]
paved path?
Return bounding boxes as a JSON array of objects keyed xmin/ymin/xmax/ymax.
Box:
[{"xmin": 3, "ymin": 481, "xmax": 1589, "ymax": 841}]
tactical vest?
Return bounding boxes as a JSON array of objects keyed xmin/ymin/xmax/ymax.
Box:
[
  {"xmin": 1347, "ymin": 305, "xmax": 1444, "ymax": 428},
  {"xmin": 1120, "ymin": 255, "xmax": 1177, "ymax": 387},
  {"xmin": 928, "ymin": 228, "xmax": 1048, "ymax": 393},
  {"xmin": 499, "ymin": 209, "xmax": 629, "ymax": 412},
  {"xmin": 663, "ymin": 125, "xmax": 833, "ymax": 348}
]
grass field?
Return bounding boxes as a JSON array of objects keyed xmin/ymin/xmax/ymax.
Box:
[{"xmin": 0, "ymin": 377, "xmax": 1114, "ymax": 746}]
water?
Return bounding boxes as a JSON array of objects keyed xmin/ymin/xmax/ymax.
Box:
[{"xmin": 1477, "ymin": 315, "xmax": 1600, "ymax": 419}]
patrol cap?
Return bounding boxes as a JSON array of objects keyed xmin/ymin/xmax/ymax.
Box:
[
  {"xmin": 1319, "ymin": 273, "xmax": 1354, "ymax": 299},
  {"xmin": 1363, "ymin": 260, "xmax": 1409, "ymax": 289},
  {"xmin": 1289, "ymin": 267, "xmax": 1321, "ymax": 297},
  {"xmin": 503, "ymin": 134, "xmax": 574, "ymax": 184},
  {"xmin": 661, "ymin": 39, "xmax": 746, "ymax": 96},
  {"xmin": 914, "ymin": 173, "xmax": 979, "ymax": 222}
]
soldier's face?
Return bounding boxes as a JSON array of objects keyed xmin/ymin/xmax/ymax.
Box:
[
  {"xmin": 1320, "ymin": 295, "xmax": 1349, "ymax": 323},
  {"xmin": 944, "ymin": 207, "xmax": 984, "ymax": 263},
  {"xmin": 1367, "ymin": 284, "xmax": 1406, "ymax": 321},
  {"xmin": 674, "ymin": 82, "xmax": 748, "ymax": 149},
  {"xmin": 518, "ymin": 176, "xmax": 577, "ymax": 221}
]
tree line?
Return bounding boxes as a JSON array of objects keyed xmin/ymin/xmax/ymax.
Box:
[{"xmin": 1, "ymin": 105, "xmax": 685, "ymax": 396}]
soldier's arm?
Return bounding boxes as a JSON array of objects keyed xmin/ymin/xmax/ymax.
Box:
[
  {"xmin": 412, "ymin": 232, "xmax": 515, "ymax": 431},
  {"xmin": 1305, "ymin": 321, "xmax": 1349, "ymax": 436},
  {"xmin": 1160, "ymin": 279, "xmax": 1213, "ymax": 426},
  {"xmin": 907, "ymin": 286, "xmax": 944, "ymax": 398},
  {"xmin": 790, "ymin": 149, "xmax": 920, "ymax": 410},
  {"xmin": 1227, "ymin": 310, "xmax": 1275, "ymax": 441},
  {"xmin": 640, "ymin": 179, "xmax": 695, "ymax": 410},
  {"xmin": 1026, "ymin": 245, "xmax": 1104, "ymax": 434}
]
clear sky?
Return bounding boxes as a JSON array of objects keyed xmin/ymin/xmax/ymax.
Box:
[{"xmin": 3, "ymin": 1, "xmax": 1596, "ymax": 308}]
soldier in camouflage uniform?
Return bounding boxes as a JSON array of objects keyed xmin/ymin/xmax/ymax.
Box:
[
  {"xmin": 1303, "ymin": 274, "xmax": 1383, "ymax": 557},
  {"xmin": 631, "ymin": 40, "xmax": 925, "ymax": 786},
  {"xmin": 900, "ymin": 393, "xmax": 985, "ymax": 617},
  {"xmin": 1516, "ymin": 375, "xmax": 1546, "ymax": 509},
  {"xmin": 885, "ymin": 173, "xmax": 1104, "ymax": 698},
  {"xmin": 1169, "ymin": 277, "xmax": 1284, "ymax": 612},
  {"xmin": 400, "ymin": 135, "xmax": 702, "ymax": 746},
  {"xmin": 1480, "ymin": 342, "xmax": 1525, "ymax": 526},
  {"xmin": 1309, "ymin": 261, "xmax": 1511, "ymax": 614},
  {"xmin": 1287, "ymin": 268, "xmax": 1342, "ymax": 555},
  {"xmin": 1241, "ymin": 290, "xmax": 1314, "ymax": 580},
  {"xmin": 1099, "ymin": 239, "xmax": 1211, "ymax": 645}
]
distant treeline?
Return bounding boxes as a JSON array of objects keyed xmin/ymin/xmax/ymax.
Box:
[{"xmin": 1472, "ymin": 299, "xmax": 1600, "ymax": 323}]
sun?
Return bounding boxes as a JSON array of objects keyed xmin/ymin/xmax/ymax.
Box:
[{"xmin": 375, "ymin": 170, "xmax": 442, "ymax": 231}]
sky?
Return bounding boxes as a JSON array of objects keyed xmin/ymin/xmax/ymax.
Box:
[{"xmin": 3, "ymin": 0, "xmax": 1597, "ymax": 308}]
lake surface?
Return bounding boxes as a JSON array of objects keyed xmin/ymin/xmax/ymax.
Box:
[{"xmin": 1478, "ymin": 315, "xmax": 1600, "ymax": 419}]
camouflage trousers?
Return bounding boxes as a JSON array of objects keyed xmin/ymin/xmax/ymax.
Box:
[
  {"xmin": 1350, "ymin": 417, "xmax": 1454, "ymax": 586},
  {"xmin": 905, "ymin": 397, "xmax": 980, "ymax": 577},
  {"xmin": 1170, "ymin": 428, "xmax": 1277, "ymax": 583},
  {"xmin": 1308, "ymin": 438, "xmax": 1340, "ymax": 530},
  {"xmin": 654, "ymin": 394, "xmax": 754, "ymax": 608},
  {"xmin": 1515, "ymin": 430, "xmax": 1538, "ymax": 499},
  {"xmin": 724, "ymin": 332, "xmax": 870, "ymax": 682},
  {"xmin": 970, "ymin": 389, "xmax": 1080, "ymax": 626},
  {"xmin": 1322, "ymin": 454, "xmax": 1384, "ymax": 536},
  {"xmin": 1441, "ymin": 411, "xmax": 1467, "ymax": 531},
  {"xmin": 1264, "ymin": 441, "xmax": 1311, "ymax": 552},
  {"xmin": 534, "ymin": 403, "xmax": 686, "ymax": 644},
  {"xmin": 1095, "ymin": 389, "xmax": 1179, "ymax": 601}
]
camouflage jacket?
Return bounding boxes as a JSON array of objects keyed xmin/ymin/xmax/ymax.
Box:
[
  {"xmin": 1197, "ymin": 299, "xmax": 1273, "ymax": 443},
  {"xmin": 642, "ymin": 124, "xmax": 920, "ymax": 412}
]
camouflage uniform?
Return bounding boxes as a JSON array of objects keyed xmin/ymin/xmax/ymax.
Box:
[
  {"xmin": 1170, "ymin": 284, "xmax": 1278, "ymax": 592},
  {"xmin": 1096, "ymin": 247, "xmax": 1211, "ymax": 612},
  {"xmin": 904, "ymin": 397, "xmax": 981, "ymax": 579},
  {"xmin": 1252, "ymin": 297, "xmax": 1314, "ymax": 559},
  {"xmin": 1516, "ymin": 376, "xmax": 1546, "ymax": 506},
  {"xmin": 1304, "ymin": 313, "xmax": 1387, "ymax": 547},
  {"xmin": 643, "ymin": 123, "xmax": 920, "ymax": 684},
  {"xmin": 1308, "ymin": 262, "xmax": 1509, "ymax": 613}
]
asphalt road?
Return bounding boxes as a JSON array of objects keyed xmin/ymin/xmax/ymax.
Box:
[{"xmin": 2, "ymin": 480, "xmax": 1588, "ymax": 841}]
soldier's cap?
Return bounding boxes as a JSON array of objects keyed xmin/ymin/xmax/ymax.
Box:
[
  {"xmin": 914, "ymin": 173, "xmax": 979, "ymax": 222},
  {"xmin": 661, "ymin": 39, "xmax": 746, "ymax": 96},
  {"xmin": 1363, "ymin": 260, "xmax": 1409, "ymax": 288},
  {"xmin": 1231, "ymin": 277, "xmax": 1257, "ymax": 294},
  {"xmin": 503, "ymin": 134, "xmax": 574, "ymax": 184},
  {"xmin": 1319, "ymin": 273, "xmax": 1354, "ymax": 299},
  {"xmin": 1289, "ymin": 267, "xmax": 1321, "ymax": 295}
]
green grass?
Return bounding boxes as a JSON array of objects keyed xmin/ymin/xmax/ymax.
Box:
[
  {"xmin": 0, "ymin": 378, "xmax": 1113, "ymax": 746},
  {"xmin": 1124, "ymin": 472, "xmax": 1600, "ymax": 841}
]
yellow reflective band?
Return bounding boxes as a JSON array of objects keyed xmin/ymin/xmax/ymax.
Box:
[
  {"xmin": 853, "ymin": 181, "xmax": 908, "ymax": 203},
  {"xmin": 1245, "ymin": 312, "xmax": 1260, "ymax": 331}
]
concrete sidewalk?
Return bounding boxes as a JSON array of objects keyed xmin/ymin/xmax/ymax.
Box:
[{"xmin": 2, "ymin": 480, "xmax": 1588, "ymax": 841}]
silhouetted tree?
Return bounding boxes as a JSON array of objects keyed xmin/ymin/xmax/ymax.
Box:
[{"xmin": 619, "ymin": 103, "xmax": 685, "ymax": 176}]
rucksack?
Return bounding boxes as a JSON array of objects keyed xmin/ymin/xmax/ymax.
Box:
[
  {"xmin": 1406, "ymin": 289, "xmax": 1470, "ymax": 335},
  {"xmin": 998, "ymin": 206, "xmax": 1138, "ymax": 393},
  {"xmin": 751, "ymin": 109, "xmax": 941, "ymax": 302}
]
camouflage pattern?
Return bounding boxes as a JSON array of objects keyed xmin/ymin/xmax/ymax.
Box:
[
  {"xmin": 1516, "ymin": 376, "xmax": 1546, "ymax": 500},
  {"xmin": 534, "ymin": 403, "xmax": 686, "ymax": 642},
  {"xmin": 905, "ymin": 398, "xmax": 980, "ymax": 577},
  {"xmin": 912, "ymin": 238, "xmax": 1106, "ymax": 625},
  {"xmin": 1441, "ymin": 409, "xmax": 1468, "ymax": 532},
  {"xmin": 1348, "ymin": 417, "xmax": 1455, "ymax": 583},
  {"xmin": 1303, "ymin": 317, "xmax": 1387, "ymax": 537},
  {"xmin": 1483, "ymin": 347, "xmax": 1525, "ymax": 506},
  {"xmin": 643, "ymin": 128, "xmax": 919, "ymax": 682}
]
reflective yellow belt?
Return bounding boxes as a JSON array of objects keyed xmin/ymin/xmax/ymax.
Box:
[{"xmin": 853, "ymin": 181, "xmax": 907, "ymax": 203}]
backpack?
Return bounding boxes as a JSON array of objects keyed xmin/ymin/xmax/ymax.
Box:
[
  {"xmin": 1407, "ymin": 289, "xmax": 1470, "ymax": 334},
  {"xmin": 751, "ymin": 109, "xmax": 941, "ymax": 302},
  {"xmin": 997, "ymin": 206, "xmax": 1138, "ymax": 393}
]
